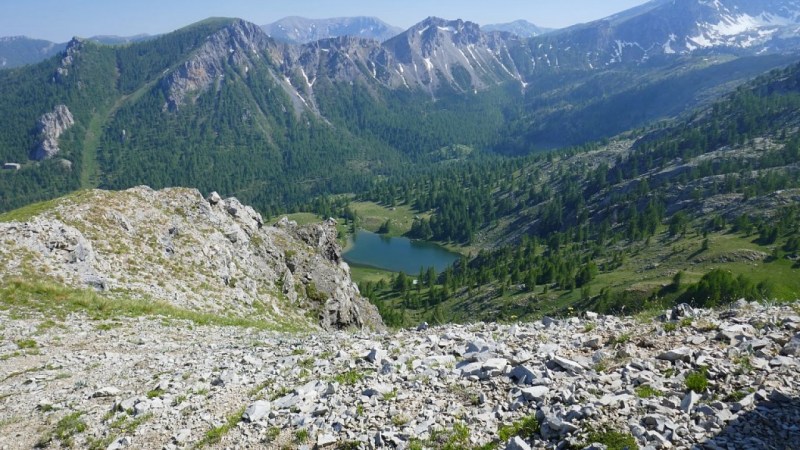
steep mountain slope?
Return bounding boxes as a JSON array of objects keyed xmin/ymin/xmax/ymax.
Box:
[
  {"xmin": 262, "ymin": 16, "xmax": 402, "ymax": 44},
  {"xmin": 540, "ymin": 0, "xmax": 800, "ymax": 66},
  {"xmin": 0, "ymin": 186, "xmax": 384, "ymax": 331},
  {"xmin": 483, "ymin": 20, "xmax": 553, "ymax": 37},
  {"xmin": 381, "ymin": 17, "xmax": 528, "ymax": 94}
]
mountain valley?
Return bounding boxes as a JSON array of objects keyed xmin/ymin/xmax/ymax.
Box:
[{"xmin": 2, "ymin": 0, "xmax": 800, "ymax": 448}]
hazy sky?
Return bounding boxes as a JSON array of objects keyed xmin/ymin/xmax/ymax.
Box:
[{"xmin": 1, "ymin": 0, "xmax": 651, "ymax": 42}]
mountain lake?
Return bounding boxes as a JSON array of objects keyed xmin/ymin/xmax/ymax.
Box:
[{"xmin": 343, "ymin": 230, "xmax": 460, "ymax": 274}]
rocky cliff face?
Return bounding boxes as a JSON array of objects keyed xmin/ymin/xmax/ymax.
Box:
[
  {"xmin": 0, "ymin": 186, "xmax": 384, "ymax": 331},
  {"xmin": 30, "ymin": 104, "xmax": 74, "ymax": 160}
]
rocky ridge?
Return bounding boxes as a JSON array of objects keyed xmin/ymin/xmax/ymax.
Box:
[
  {"xmin": 482, "ymin": 21, "xmax": 553, "ymax": 38},
  {"xmin": 262, "ymin": 17, "xmax": 403, "ymax": 45},
  {"xmin": 0, "ymin": 186, "xmax": 383, "ymax": 331},
  {"xmin": 0, "ymin": 301, "xmax": 798, "ymax": 449}
]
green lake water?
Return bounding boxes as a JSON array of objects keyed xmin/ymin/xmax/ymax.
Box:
[{"xmin": 343, "ymin": 230, "xmax": 460, "ymax": 274}]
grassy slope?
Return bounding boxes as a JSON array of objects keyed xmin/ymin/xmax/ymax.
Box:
[{"xmin": 448, "ymin": 227, "xmax": 798, "ymax": 323}]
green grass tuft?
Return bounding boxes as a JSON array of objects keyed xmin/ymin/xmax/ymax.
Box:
[
  {"xmin": 36, "ymin": 412, "xmax": 87, "ymax": 448},
  {"xmin": 332, "ymin": 369, "xmax": 365, "ymax": 386},
  {"xmin": 15, "ymin": 338, "xmax": 38, "ymax": 349},
  {"xmin": 685, "ymin": 368, "xmax": 709, "ymax": 393},
  {"xmin": 498, "ymin": 414, "xmax": 540, "ymax": 442},
  {"xmin": 583, "ymin": 428, "xmax": 639, "ymax": 450},
  {"xmin": 194, "ymin": 407, "xmax": 244, "ymax": 448},
  {"xmin": 635, "ymin": 385, "xmax": 663, "ymax": 399}
]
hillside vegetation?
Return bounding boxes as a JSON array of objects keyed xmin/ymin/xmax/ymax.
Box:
[{"xmin": 345, "ymin": 63, "xmax": 800, "ymax": 326}]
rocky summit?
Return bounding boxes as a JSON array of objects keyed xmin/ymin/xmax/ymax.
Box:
[{"xmin": 1, "ymin": 298, "xmax": 799, "ymax": 449}]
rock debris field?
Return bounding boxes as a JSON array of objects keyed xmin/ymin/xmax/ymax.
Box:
[{"xmin": 1, "ymin": 300, "xmax": 800, "ymax": 449}]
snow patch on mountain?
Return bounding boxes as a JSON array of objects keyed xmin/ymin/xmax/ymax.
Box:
[{"xmin": 689, "ymin": 10, "xmax": 800, "ymax": 49}]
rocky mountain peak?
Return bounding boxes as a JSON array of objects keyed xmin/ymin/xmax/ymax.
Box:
[
  {"xmin": 399, "ymin": 17, "xmax": 484, "ymax": 56},
  {"xmin": 54, "ymin": 37, "xmax": 84, "ymax": 80},
  {"xmin": 160, "ymin": 19, "xmax": 274, "ymax": 110},
  {"xmin": 377, "ymin": 16, "xmax": 526, "ymax": 94}
]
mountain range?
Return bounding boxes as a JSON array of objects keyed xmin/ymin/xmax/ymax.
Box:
[
  {"xmin": 261, "ymin": 16, "xmax": 403, "ymax": 44},
  {"xmin": 2, "ymin": 0, "xmax": 800, "ymax": 216},
  {"xmin": 483, "ymin": 20, "xmax": 553, "ymax": 37},
  {"xmin": 0, "ymin": 34, "xmax": 154, "ymax": 69}
]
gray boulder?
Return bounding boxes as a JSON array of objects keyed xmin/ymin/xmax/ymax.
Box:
[
  {"xmin": 505, "ymin": 436, "xmax": 532, "ymax": 450},
  {"xmin": 780, "ymin": 334, "xmax": 800, "ymax": 356},
  {"xmin": 242, "ymin": 400, "xmax": 271, "ymax": 422}
]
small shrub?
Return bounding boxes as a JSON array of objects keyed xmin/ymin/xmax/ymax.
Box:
[
  {"xmin": 392, "ymin": 414, "xmax": 410, "ymax": 426},
  {"xmin": 724, "ymin": 390, "xmax": 748, "ymax": 402},
  {"xmin": 608, "ymin": 333, "xmax": 631, "ymax": 346},
  {"xmin": 295, "ymin": 428, "xmax": 309, "ymax": 444},
  {"xmin": 265, "ymin": 427, "xmax": 281, "ymax": 441},
  {"xmin": 663, "ymin": 322, "xmax": 678, "ymax": 332},
  {"xmin": 269, "ymin": 386, "xmax": 291, "ymax": 400},
  {"xmin": 305, "ymin": 282, "xmax": 328, "ymax": 302},
  {"xmin": 408, "ymin": 440, "xmax": 424, "ymax": 450},
  {"xmin": 734, "ymin": 356, "xmax": 753, "ymax": 375},
  {"xmin": 435, "ymin": 422, "xmax": 470, "ymax": 450},
  {"xmin": 685, "ymin": 368, "xmax": 709, "ymax": 393},
  {"xmin": 298, "ymin": 357, "xmax": 315, "ymax": 369}
]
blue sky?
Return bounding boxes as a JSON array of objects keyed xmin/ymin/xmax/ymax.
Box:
[{"xmin": 1, "ymin": 0, "xmax": 650, "ymax": 42}]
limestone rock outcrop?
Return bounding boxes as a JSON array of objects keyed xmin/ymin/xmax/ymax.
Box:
[
  {"xmin": 0, "ymin": 186, "xmax": 383, "ymax": 331},
  {"xmin": 30, "ymin": 104, "xmax": 74, "ymax": 160}
]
